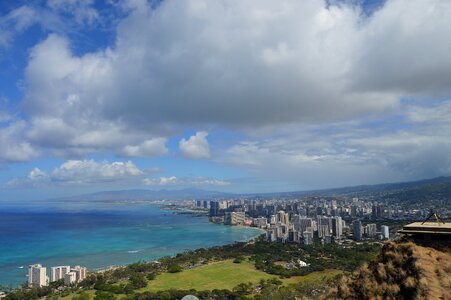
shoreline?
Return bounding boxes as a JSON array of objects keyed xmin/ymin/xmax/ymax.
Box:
[
  {"xmin": 0, "ymin": 205, "xmax": 263, "ymax": 289},
  {"xmin": 92, "ymin": 225, "xmax": 265, "ymax": 274}
]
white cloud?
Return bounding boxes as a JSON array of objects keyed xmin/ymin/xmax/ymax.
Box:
[
  {"xmin": 6, "ymin": 167, "xmax": 49, "ymax": 188},
  {"xmin": 6, "ymin": 159, "xmax": 162, "ymax": 188},
  {"xmin": 179, "ymin": 131, "xmax": 211, "ymax": 159},
  {"xmin": 144, "ymin": 176, "xmax": 178, "ymax": 186},
  {"xmin": 2, "ymin": 0, "xmax": 451, "ymax": 190},
  {"xmin": 121, "ymin": 138, "xmax": 168, "ymax": 157},
  {"xmin": 50, "ymin": 159, "xmax": 143, "ymax": 184},
  {"xmin": 0, "ymin": 5, "xmax": 38, "ymax": 47},
  {"xmin": 143, "ymin": 176, "xmax": 230, "ymax": 186},
  {"xmin": 12, "ymin": 0, "xmax": 451, "ymax": 158},
  {"xmin": 21, "ymin": 0, "xmax": 451, "ymax": 136},
  {"xmin": 219, "ymin": 100, "xmax": 451, "ymax": 189},
  {"xmin": 28, "ymin": 167, "xmax": 48, "ymax": 180},
  {"xmin": 0, "ymin": 121, "xmax": 39, "ymax": 163}
]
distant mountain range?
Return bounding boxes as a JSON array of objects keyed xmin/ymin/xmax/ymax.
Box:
[
  {"xmin": 300, "ymin": 175, "xmax": 451, "ymax": 196},
  {"xmin": 54, "ymin": 176, "xmax": 451, "ymax": 203},
  {"xmin": 57, "ymin": 188, "xmax": 233, "ymax": 201}
]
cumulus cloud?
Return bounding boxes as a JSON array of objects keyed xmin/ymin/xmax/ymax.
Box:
[
  {"xmin": 7, "ymin": 159, "xmax": 146, "ymax": 187},
  {"xmin": 121, "ymin": 138, "xmax": 168, "ymax": 157},
  {"xmin": 219, "ymin": 99, "xmax": 451, "ymax": 189},
  {"xmin": 143, "ymin": 176, "xmax": 230, "ymax": 186},
  {"xmin": 0, "ymin": 121, "xmax": 40, "ymax": 163},
  {"xmin": 50, "ymin": 159, "xmax": 144, "ymax": 184},
  {"xmin": 10, "ymin": 0, "xmax": 450, "ymax": 164},
  {"xmin": 28, "ymin": 167, "xmax": 48, "ymax": 180},
  {"xmin": 6, "ymin": 167, "xmax": 49, "ymax": 188},
  {"xmin": 179, "ymin": 131, "xmax": 211, "ymax": 159},
  {"xmin": 3, "ymin": 0, "xmax": 451, "ymax": 190}
]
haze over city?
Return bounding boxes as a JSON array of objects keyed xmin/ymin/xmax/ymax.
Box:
[{"xmin": 1, "ymin": 0, "xmax": 451, "ymax": 200}]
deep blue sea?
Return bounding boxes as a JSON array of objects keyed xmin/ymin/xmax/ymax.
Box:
[{"xmin": 0, "ymin": 200, "xmax": 262, "ymax": 287}]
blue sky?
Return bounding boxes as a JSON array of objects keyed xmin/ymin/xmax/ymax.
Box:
[{"xmin": 1, "ymin": 0, "xmax": 451, "ymax": 200}]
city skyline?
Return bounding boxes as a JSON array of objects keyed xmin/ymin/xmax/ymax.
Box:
[{"xmin": 1, "ymin": 0, "xmax": 451, "ymax": 200}]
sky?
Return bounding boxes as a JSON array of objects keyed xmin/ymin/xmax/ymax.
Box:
[{"xmin": 1, "ymin": 0, "xmax": 451, "ymax": 200}]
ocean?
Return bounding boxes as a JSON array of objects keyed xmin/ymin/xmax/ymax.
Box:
[{"xmin": 0, "ymin": 200, "xmax": 262, "ymax": 287}]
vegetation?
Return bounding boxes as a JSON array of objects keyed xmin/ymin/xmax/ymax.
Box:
[
  {"xmin": 4, "ymin": 238, "xmax": 380, "ymax": 299},
  {"xmin": 140, "ymin": 259, "xmax": 276, "ymax": 292},
  {"xmin": 325, "ymin": 241, "xmax": 451, "ymax": 299},
  {"xmin": 166, "ymin": 265, "xmax": 182, "ymax": 273}
]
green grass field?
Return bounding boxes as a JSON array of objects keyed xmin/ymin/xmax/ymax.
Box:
[
  {"xmin": 140, "ymin": 259, "xmax": 277, "ymax": 292},
  {"xmin": 141, "ymin": 259, "xmax": 342, "ymax": 292},
  {"xmin": 58, "ymin": 260, "xmax": 342, "ymax": 299}
]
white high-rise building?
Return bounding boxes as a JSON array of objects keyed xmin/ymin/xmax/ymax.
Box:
[
  {"xmin": 332, "ymin": 216, "xmax": 343, "ymax": 238},
  {"xmin": 253, "ymin": 217, "xmax": 268, "ymax": 228},
  {"xmin": 51, "ymin": 266, "xmax": 70, "ymax": 282},
  {"xmin": 318, "ymin": 224, "xmax": 330, "ymax": 238},
  {"xmin": 28, "ymin": 264, "xmax": 48, "ymax": 287},
  {"xmin": 278, "ymin": 211, "xmax": 289, "ymax": 225},
  {"xmin": 366, "ymin": 223, "xmax": 377, "ymax": 237},
  {"xmin": 381, "ymin": 225, "xmax": 390, "ymax": 239},
  {"xmin": 71, "ymin": 266, "xmax": 87, "ymax": 282},
  {"xmin": 64, "ymin": 272, "xmax": 77, "ymax": 285}
]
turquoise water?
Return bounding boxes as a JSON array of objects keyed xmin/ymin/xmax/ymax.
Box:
[{"xmin": 0, "ymin": 201, "xmax": 262, "ymax": 287}]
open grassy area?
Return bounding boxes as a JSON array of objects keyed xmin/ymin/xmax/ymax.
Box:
[
  {"xmin": 140, "ymin": 259, "xmax": 277, "ymax": 292},
  {"xmin": 57, "ymin": 260, "xmax": 343, "ymax": 299},
  {"xmin": 142, "ymin": 259, "xmax": 342, "ymax": 292},
  {"xmin": 58, "ymin": 290, "xmax": 96, "ymax": 300}
]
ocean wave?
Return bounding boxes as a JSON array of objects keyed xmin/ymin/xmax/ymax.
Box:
[{"xmin": 127, "ymin": 250, "xmax": 141, "ymax": 254}]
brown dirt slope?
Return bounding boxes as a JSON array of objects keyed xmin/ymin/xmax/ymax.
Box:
[{"xmin": 324, "ymin": 241, "xmax": 450, "ymax": 300}]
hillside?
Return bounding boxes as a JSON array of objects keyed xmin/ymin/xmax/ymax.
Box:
[{"xmin": 325, "ymin": 241, "xmax": 451, "ymax": 299}]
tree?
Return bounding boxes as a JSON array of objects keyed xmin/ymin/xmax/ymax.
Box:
[{"xmin": 167, "ymin": 264, "xmax": 182, "ymax": 273}]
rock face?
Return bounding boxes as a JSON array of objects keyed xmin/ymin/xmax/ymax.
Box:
[{"xmin": 324, "ymin": 241, "xmax": 451, "ymax": 300}]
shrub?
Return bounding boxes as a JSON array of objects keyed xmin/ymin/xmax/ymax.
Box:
[
  {"xmin": 146, "ymin": 272, "xmax": 157, "ymax": 280},
  {"xmin": 167, "ymin": 264, "xmax": 183, "ymax": 273}
]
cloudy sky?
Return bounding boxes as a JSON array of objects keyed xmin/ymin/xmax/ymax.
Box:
[{"xmin": 1, "ymin": 0, "xmax": 451, "ymax": 200}]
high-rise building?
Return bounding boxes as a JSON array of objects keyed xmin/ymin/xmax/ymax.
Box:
[
  {"xmin": 209, "ymin": 201, "xmax": 220, "ymax": 216},
  {"xmin": 71, "ymin": 266, "xmax": 87, "ymax": 282},
  {"xmin": 51, "ymin": 266, "xmax": 70, "ymax": 282},
  {"xmin": 351, "ymin": 205, "xmax": 358, "ymax": 218},
  {"xmin": 353, "ymin": 220, "xmax": 362, "ymax": 241},
  {"xmin": 366, "ymin": 223, "xmax": 377, "ymax": 237},
  {"xmin": 303, "ymin": 231, "xmax": 313, "ymax": 245},
  {"xmin": 253, "ymin": 217, "xmax": 268, "ymax": 228},
  {"xmin": 224, "ymin": 212, "xmax": 245, "ymax": 225},
  {"xmin": 270, "ymin": 214, "xmax": 277, "ymax": 224},
  {"xmin": 28, "ymin": 264, "xmax": 47, "ymax": 287},
  {"xmin": 318, "ymin": 224, "xmax": 330, "ymax": 238},
  {"xmin": 331, "ymin": 216, "xmax": 343, "ymax": 238},
  {"xmin": 278, "ymin": 211, "xmax": 289, "ymax": 225},
  {"xmin": 64, "ymin": 272, "xmax": 77, "ymax": 285},
  {"xmin": 381, "ymin": 225, "xmax": 390, "ymax": 239},
  {"xmin": 294, "ymin": 218, "xmax": 313, "ymax": 234}
]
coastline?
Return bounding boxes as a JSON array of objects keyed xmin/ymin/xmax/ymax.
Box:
[
  {"xmin": 0, "ymin": 204, "xmax": 264, "ymax": 288},
  {"xmin": 92, "ymin": 226, "xmax": 265, "ymax": 274}
]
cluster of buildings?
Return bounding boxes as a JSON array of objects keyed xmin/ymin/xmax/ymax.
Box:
[
  {"xmin": 28, "ymin": 264, "xmax": 87, "ymax": 287},
  {"xmin": 205, "ymin": 197, "xmax": 391, "ymax": 245}
]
